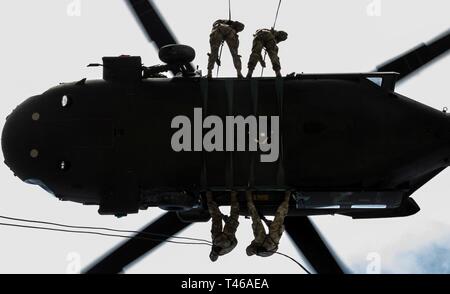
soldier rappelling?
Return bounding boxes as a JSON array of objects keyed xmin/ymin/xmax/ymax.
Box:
[
  {"xmin": 206, "ymin": 191, "xmax": 240, "ymax": 261},
  {"xmin": 245, "ymin": 191, "xmax": 291, "ymax": 257},
  {"xmin": 207, "ymin": 19, "xmax": 245, "ymax": 78},
  {"xmin": 246, "ymin": 28, "xmax": 288, "ymax": 78}
]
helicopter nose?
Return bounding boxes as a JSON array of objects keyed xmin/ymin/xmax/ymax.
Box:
[{"xmin": 2, "ymin": 95, "xmax": 43, "ymax": 181}]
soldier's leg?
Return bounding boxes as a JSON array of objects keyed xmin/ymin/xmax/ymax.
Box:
[
  {"xmin": 223, "ymin": 191, "xmax": 240, "ymax": 236},
  {"xmin": 266, "ymin": 41, "xmax": 281, "ymax": 77},
  {"xmin": 206, "ymin": 191, "xmax": 223, "ymax": 240},
  {"xmin": 225, "ymin": 36, "xmax": 243, "ymax": 78},
  {"xmin": 208, "ymin": 31, "xmax": 223, "ymax": 77},
  {"xmin": 246, "ymin": 191, "xmax": 266, "ymax": 243},
  {"xmin": 247, "ymin": 39, "xmax": 264, "ymax": 78},
  {"xmin": 268, "ymin": 191, "xmax": 291, "ymax": 244}
]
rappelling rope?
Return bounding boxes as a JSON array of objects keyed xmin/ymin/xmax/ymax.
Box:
[
  {"xmin": 261, "ymin": 0, "xmax": 282, "ymax": 77},
  {"xmin": 216, "ymin": 43, "xmax": 224, "ymax": 77},
  {"xmin": 272, "ymin": 0, "xmax": 282, "ymax": 29},
  {"xmin": 216, "ymin": 0, "xmax": 232, "ymax": 77}
]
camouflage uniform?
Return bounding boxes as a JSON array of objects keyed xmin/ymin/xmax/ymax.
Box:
[
  {"xmin": 207, "ymin": 191, "xmax": 240, "ymax": 261},
  {"xmin": 207, "ymin": 19, "xmax": 245, "ymax": 78},
  {"xmin": 246, "ymin": 191, "xmax": 291, "ymax": 257},
  {"xmin": 247, "ymin": 29, "xmax": 288, "ymax": 78}
]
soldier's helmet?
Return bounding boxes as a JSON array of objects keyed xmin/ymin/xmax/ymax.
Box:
[
  {"xmin": 275, "ymin": 30, "xmax": 288, "ymax": 42},
  {"xmin": 231, "ymin": 21, "xmax": 245, "ymax": 33}
]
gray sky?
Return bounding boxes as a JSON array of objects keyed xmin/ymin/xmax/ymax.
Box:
[{"xmin": 0, "ymin": 0, "xmax": 449, "ymax": 274}]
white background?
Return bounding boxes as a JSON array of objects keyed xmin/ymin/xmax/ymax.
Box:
[{"xmin": 0, "ymin": 0, "xmax": 449, "ymax": 274}]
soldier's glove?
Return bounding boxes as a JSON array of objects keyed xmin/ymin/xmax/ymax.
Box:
[
  {"xmin": 260, "ymin": 60, "xmax": 266, "ymax": 68},
  {"xmin": 216, "ymin": 59, "xmax": 221, "ymax": 66}
]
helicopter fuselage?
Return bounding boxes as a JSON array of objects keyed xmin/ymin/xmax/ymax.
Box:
[{"xmin": 3, "ymin": 72, "xmax": 450, "ymax": 219}]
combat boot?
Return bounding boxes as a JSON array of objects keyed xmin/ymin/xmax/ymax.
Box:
[
  {"xmin": 237, "ymin": 70, "xmax": 244, "ymax": 79},
  {"xmin": 275, "ymin": 70, "xmax": 282, "ymax": 78},
  {"xmin": 207, "ymin": 70, "xmax": 213, "ymax": 79},
  {"xmin": 246, "ymin": 69, "xmax": 253, "ymax": 78}
]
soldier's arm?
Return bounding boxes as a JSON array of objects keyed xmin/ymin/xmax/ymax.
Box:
[
  {"xmin": 213, "ymin": 19, "xmax": 228, "ymax": 27},
  {"xmin": 230, "ymin": 20, "xmax": 245, "ymax": 32}
]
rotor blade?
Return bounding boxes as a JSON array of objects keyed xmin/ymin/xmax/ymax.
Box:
[
  {"xmin": 284, "ymin": 216, "xmax": 344, "ymax": 274},
  {"xmin": 84, "ymin": 212, "xmax": 191, "ymax": 274},
  {"xmin": 126, "ymin": 0, "xmax": 177, "ymax": 48},
  {"xmin": 376, "ymin": 29, "xmax": 450, "ymax": 82},
  {"xmin": 125, "ymin": 0, "xmax": 195, "ymax": 72}
]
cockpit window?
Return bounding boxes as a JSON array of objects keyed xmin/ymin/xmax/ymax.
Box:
[
  {"xmin": 32, "ymin": 112, "xmax": 40, "ymax": 121},
  {"xmin": 30, "ymin": 149, "xmax": 39, "ymax": 158}
]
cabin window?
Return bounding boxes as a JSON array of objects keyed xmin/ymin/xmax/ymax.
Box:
[
  {"xmin": 60, "ymin": 160, "xmax": 71, "ymax": 171},
  {"xmin": 61, "ymin": 95, "xmax": 71, "ymax": 108},
  {"xmin": 367, "ymin": 77, "xmax": 383, "ymax": 87}
]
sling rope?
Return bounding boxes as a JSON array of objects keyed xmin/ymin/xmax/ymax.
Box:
[{"xmin": 261, "ymin": 0, "xmax": 282, "ymax": 77}]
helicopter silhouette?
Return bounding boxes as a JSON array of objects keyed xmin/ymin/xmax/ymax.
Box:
[{"xmin": 1, "ymin": 0, "xmax": 450, "ymax": 274}]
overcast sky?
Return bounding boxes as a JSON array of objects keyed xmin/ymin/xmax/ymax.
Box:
[{"xmin": 0, "ymin": 0, "xmax": 449, "ymax": 274}]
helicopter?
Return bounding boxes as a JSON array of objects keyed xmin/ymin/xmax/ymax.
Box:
[{"xmin": 1, "ymin": 0, "xmax": 450, "ymax": 274}]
